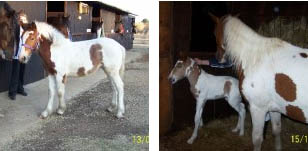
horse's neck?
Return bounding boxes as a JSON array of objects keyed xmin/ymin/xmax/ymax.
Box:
[
  {"xmin": 36, "ymin": 22, "xmax": 67, "ymax": 46},
  {"xmin": 186, "ymin": 63, "xmax": 203, "ymax": 87},
  {"xmin": 225, "ymin": 18, "xmax": 287, "ymax": 71}
]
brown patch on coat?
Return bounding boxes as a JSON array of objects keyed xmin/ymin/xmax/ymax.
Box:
[
  {"xmin": 187, "ymin": 59, "xmax": 201, "ymax": 98},
  {"xmin": 300, "ymin": 53, "xmax": 308, "ymax": 58},
  {"xmin": 88, "ymin": 44, "xmax": 103, "ymax": 74},
  {"xmin": 62, "ymin": 74, "xmax": 67, "ymax": 84},
  {"xmin": 90, "ymin": 44, "xmax": 103, "ymax": 66},
  {"xmin": 77, "ymin": 67, "xmax": 86, "ymax": 77},
  {"xmin": 286, "ymin": 105, "xmax": 306, "ymax": 122},
  {"xmin": 275, "ymin": 73, "xmax": 297, "ymax": 102},
  {"xmin": 224, "ymin": 81, "xmax": 232, "ymax": 95},
  {"xmin": 237, "ymin": 65, "xmax": 247, "ymax": 102},
  {"xmin": 38, "ymin": 36, "xmax": 57, "ymax": 75}
]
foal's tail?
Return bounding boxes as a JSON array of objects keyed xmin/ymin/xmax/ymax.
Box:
[{"xmin": 119, "ymin": 46, "xmax": 126, "ymax": 79}]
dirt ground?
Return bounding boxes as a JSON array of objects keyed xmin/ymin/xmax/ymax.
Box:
[
  {"xmin": 160, "ymin": 108, "xmax": 308, "ymax": 151},
  {"xmin": 2, "ymin": 54, "xmax": 149, "ymax": 151}
]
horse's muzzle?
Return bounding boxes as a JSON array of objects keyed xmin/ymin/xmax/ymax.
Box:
[{"xmin": 168, "ymin": 76, "xmax": 176, "ymax": 84}]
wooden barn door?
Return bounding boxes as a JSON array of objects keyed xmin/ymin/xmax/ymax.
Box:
[
  {"xmin": 159, "ymin": 2, "xmax": 174, "ymax": 135},
  {"xmin": 46, "ymin": 1, "xmax": 67, "ymax": 20}
]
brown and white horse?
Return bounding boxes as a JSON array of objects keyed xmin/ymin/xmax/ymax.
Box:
[
  {"xmin": 211, "ymin": 13, "xmax": 308, "ymax": 151},
  {"xmin": 19, "ymin": 21, "xmax": 126, "ymax": 119},
  {"xmin": 168, "ymin": 56, "xmax": 246, "ymax": 144}
]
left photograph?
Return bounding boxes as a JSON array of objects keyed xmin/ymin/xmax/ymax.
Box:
[{"xmin": 0, "ymin": 1, "xmax": 149, "ymax": 150}]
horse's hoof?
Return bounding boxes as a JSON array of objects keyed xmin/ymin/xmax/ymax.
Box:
[
  {"xmin": 187, "ymin": 138, "xmax": 194, "ymax": 144},
  {"xmin": 116, "ymin": 112, "xmax": 124, "ymax": 119},
  {"xmin": 56, "ymin": 108, "xmax": 65, "ymax": 115},
  {"xmin": 239, "ymin": 131, "xmax": 244, "ymax": 136},
  {"xmin": 40, "ymin": 111, "xmax": 49, "ymax": 119},
  {"xmin": 107, "ymin": 106, "xmax": 115, "ymax": 112},
  {"xmin": 232, "ymin": 128, "xmax": 239, "ymax": 133},
  {"xmin": 199, "ymin": 122, "xmax": 203, "ymax": 128}
]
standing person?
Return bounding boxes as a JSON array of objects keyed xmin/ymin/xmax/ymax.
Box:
[{"xmin": 8, "ymin": 10, "xmax": 28, "ymax": 100}]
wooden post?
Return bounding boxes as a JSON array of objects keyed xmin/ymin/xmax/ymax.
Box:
[{"xmin": 159, "ymin": 1, "xmax": 173, "ymax": 136}]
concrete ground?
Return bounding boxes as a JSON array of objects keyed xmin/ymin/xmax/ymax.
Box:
[{"xmin": 0, "ymin": 34, "xmax": 149, "ymax": 150}]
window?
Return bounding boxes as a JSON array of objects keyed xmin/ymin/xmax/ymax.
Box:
[{"xmin": 79, "ymin": 2, "xmax": 89, "ymax": 14}]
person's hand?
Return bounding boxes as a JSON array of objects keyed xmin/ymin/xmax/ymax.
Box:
[
  {"xmin": 194, "ymin": 58, "xmax": 209, "ymax": 65},
  {"xmin": 194, "ymin": 58, "xmax": 203, "ymax": 65}
]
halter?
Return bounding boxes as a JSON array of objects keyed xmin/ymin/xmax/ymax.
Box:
[{"xmin": 21, "ymin": 33, "xmax": 40, "ymax": 51}]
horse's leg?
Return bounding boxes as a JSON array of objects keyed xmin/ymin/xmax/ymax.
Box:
[
  {"xmin": 107, "ymin": 76, "xmax": 118, "ymax": 112},
  {"xmin": 228, "ymin": 97, "xmax": 246, "ymax": 136},
  {"xmin": 239, "ymin": 103, "xmax": 246, "ymax": 136},
  {"xmin": 199, "ymin": 117, "xmax": 203, "ymax": 128},
  {"xmin": 112, "ymin": 73, "xmax": 125, "ymax": 118},
  {"xmin": 270, "ymin": 112, "xmax": 282, "ymax": 151},
  {"xmin": 40, "ymin": 75, "xmax": 56, "ymax": 118},
  {"xmin": 56, "ymin": 75, "xmax": 66, "ymax": 115},
  {"xmin": 250, "ymin": 104, "xmax": 266, "ymax": 151},
  {"xmin": 187, "ymin": 99, "xmax": 206, "ymax": 144}
]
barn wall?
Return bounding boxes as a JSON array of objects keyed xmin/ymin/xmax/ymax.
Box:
[
  {"xmin": 101, "ymin": 8, "xmax": 116, "ymax": 34},
  {"xmin": 66, "ymin": 1, "xmax": 94, "ymax": 40},
  {"xmin": 106, "ymin": 15, "xmax": 134, "ymax": 50},
  {"xmin": 0, "ymin": 2, "xmax": 46, "ymax": 92},
  {"xmin": 7, "ymin": 1, "xmax": 46, "ymax": 22},
  {"xmin": 173, "ymin": 2, "xmax": 191, "ymax": 55}
]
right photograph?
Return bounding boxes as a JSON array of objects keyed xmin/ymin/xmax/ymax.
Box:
[{"xmin": 160, "ymin": 1, "xmax": 308, "ymax": 151}]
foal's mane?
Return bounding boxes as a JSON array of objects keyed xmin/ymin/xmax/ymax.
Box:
[
  {"xmin": 34, "ymin": 21, "xmax": 68, "ymax": 45},
  {"xmin": 223, "ymin": 16, "xmax": 289, "ymax": 70}
]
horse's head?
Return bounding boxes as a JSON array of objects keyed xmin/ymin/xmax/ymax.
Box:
[
  {"xmin": 0, "ymin": 2, "xmax": 16, "ymax": 52},
  {"xmin": 168, "ymin": 52, "xmax": 194, "ymax": 84},
  {"xmin": 19, "ymin": 22, "xmax": 40, "ymax": 63},
  {"xmin": 209, "ymin": 13, "xmax": 237, "ymax": 63}
]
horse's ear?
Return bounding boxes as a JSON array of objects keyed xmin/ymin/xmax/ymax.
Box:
[
  {"xmin": 208, "ymin": 12, "xmax": 219, "ymax": 24},
  {"xmin": 31, "ymin": 22, "xmax": 36, "ymax": 29},
  {"xmin": 178, "ymin": 51, "xmax": 188, "ymax": 61},
  {"xmin": 21, "ymin": 23, "xmax": 30, "ymax": 30},
  {"xmin": 7, "ymin": 10, "xmax": 15, "ymax": 18},
  {"xmin": 0, "ymin": 7, "xmax": 4, "ymax": 16}
]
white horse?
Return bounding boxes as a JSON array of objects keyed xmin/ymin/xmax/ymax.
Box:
[
  {"xmin": 18, "ymin": 21, "xmax": 126, "ymax": 119},
  {"xmin": 212, "ymin": 14, "xmax": 308, "ymax": 151},
  {"xmin": 168, "ymin": 56, "xmax": 246, "ymax": 144}
]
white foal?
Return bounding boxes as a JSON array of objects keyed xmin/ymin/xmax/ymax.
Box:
[
  {"xmin": 18, "ymin": 21, "xmax": 126, "ymax": 119},
  {"xmin": 168, "ymin": 57, "xmax": 246, "ymax": 144}
]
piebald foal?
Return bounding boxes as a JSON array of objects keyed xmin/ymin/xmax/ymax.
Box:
[
  {"xmin": 168, "ymin": 57, "xmax": 246, "ymax": 144},
  {"xmin": 19, "ymin": 21, "xmax": 126, "ymax": 119}
]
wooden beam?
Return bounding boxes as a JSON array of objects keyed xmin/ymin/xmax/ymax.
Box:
[
  {"xmin": 47, "ymin": 12, "xmax": 64, "ymax": 17},
  {"xmin": 64, "ymin": 1, "xmax": 67, "ymax": 17},
  {"xmin": 45, "ymin": 1, "xmax": 47, "ymax": 22}
]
